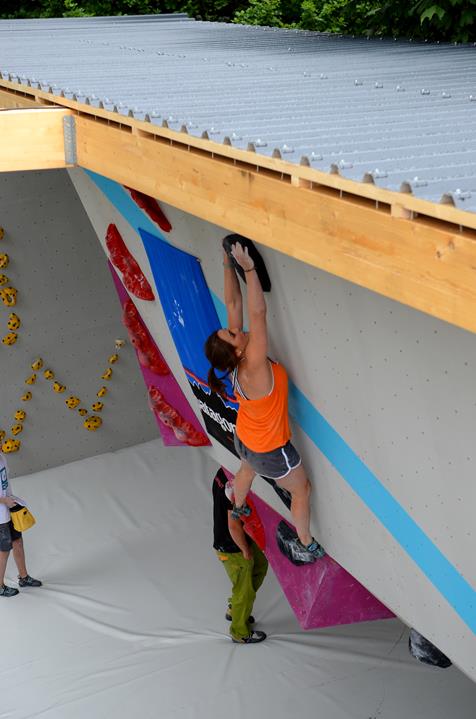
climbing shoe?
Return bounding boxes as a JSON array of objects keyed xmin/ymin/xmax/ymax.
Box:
[
  {"xmin": 0, "ymin": 584, "xmax": 19, "ymax": 597},
  {"xmin": 226, "ymin": 604, "xmax": 254, "ymax": 623},
  {"xmin": 231, "ymin": 503, "xmax": 251, "ymax": 520},
  {"xmin": 18, "ymin": 575, "xmax": 42, "ymax": 588},
  {"xmin": 304, "ymin": 540, "xmax": 326, "ymax": 559},
  {"xmin": 232, "ymin": 630, "xmax": 267, "ymax": 644}
]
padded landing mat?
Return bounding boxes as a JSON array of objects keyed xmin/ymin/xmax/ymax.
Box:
[{"xmin": 3, "ymin": 441, "xmax": 476, "ymax": 718}]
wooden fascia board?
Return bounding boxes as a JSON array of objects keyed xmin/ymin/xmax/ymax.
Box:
[
  {"xmin": 0, "ymin": 107, "xmax": 72, "ymax": 171},
  {"xmin": 0, "ymin": 79, "xmax": 475, "ymax": 232},
  {"xmin": 75, "ymin": 115, "xmax": 476, "ymax": 335}
]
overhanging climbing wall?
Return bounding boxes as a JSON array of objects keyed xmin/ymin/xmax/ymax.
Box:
[
  {"xmin": 0, "ymin": 169, "xmax": 158, "ymax": 476},
  {"xmin": 68, "ymin": 167, "xmax": 476, "ymax": 682}
]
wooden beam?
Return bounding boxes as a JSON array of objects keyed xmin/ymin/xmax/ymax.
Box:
[
  {"xmin": 0, "ymin": 107, "xmax": 72, "ymax": 171},
  {"xmin": 0, "ymin": 88, "xmax": 42, "ymax": 109},
  {"xmin": 74, "ymin": 116, "xmax": 476, "ymax": 335},
  {"xmin": 1, "ymin": 79, "xmax": 475, "ymax": 232}
]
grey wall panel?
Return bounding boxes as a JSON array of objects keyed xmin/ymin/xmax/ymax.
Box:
[
  {"xmin": 0, "ymin": 169, "xmax": 158, "ymax": 476},
  {"xmin": 68, "ymin": 168, "xmax": 476, "ymax": 680}
]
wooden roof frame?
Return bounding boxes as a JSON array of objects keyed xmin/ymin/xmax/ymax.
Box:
[{"xmin": 1, "ymin": 82, "xmax": 476, "ymax": 335}]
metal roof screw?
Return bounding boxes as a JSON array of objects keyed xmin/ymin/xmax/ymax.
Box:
[
  {"xmin": 208, "ymin": 127, "xmax": 220, "ymax": 135},
  {"xmin": 167, "ymin": 115, "xmax": 178, "ymax": 124},
  {"xmin": 281, "ymin": 144, "xmax": 294, "ymax": 154},
  {"xmin": 338, "ymin": 160, "xmax": 353, "ymax": 169},
  {"xmin": 254, "ymin": 138, "xmax": 268, "ymax": 147},
  {"xmin": 303, "ymin": 71, "xmax": 311, "ymax": 77},
  {"xmin": 149, "ymin": 110, "xmax": 160, "ymax": 118},
  {"xmin": 230, "ymin": 132, "xmax": 242, "ymax": 141},
  {"xmin": 310, "ymin": 152, "xmax": 323, "ymax": 161},
  {"xmin": 469, "ymin": 95, "xmax": 476, "ymax": 101},
  {"xmin": 441, "ymin": 91, "xmax": 451, "ymax": 98},
  {"xmin": 320, "ymin": 73, "xmax": 328, "ymax": 80},
  {"xmin": 421, "ymin": 88, "xmax": 430, "ymax": 95},
  {"xmin": 396, "ymin": 85, "xmax": 405, "ymax": 92},
  {"xmin": 412, "ymin": 176, "xmax": 428, "ymax": 188},
  {"xmin": 184, "ymin": 120, "xmax": 196, "ymax": 128},
  {"xmin": 374, "ymin": 82, "xmax": 383, "ymax": 89},
  {"xmin": 454, "ymin": 189, "xmax": 472, "ymax": 200},
  {"xmin": 371, "ymin": 169, "xmax": 388, "ymax": 179},
  {"xmin": 354, "ymin": 79, "xmax": 363, "ymax": 86}
]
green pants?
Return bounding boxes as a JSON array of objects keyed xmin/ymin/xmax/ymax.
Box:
[{"xmin": 216, "ymin": 541, "xmax": 268, "ymax": 641}]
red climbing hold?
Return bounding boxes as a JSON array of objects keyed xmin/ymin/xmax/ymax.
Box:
[
  {"xmin": 148, "ymin": 386, "xmax": 209, "ymax": 447},
  {"xmin": 240, "ymin": 496, "xmax": 266, "ymax": 551},
  {"xmin": 122, "ymin": 299, "xmax": 170, "ymax": 376},
  {"xmin": 125, "ymin": 187, "xmax": 172, "ymax": 233},
  {"xmin": 105, "ymin": 224, "xmax": 155, "ymax": 301}
]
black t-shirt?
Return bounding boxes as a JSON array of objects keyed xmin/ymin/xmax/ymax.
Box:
[{"xmin": 212, "ymin": 468, "xmax": 240, "ymax": 553}]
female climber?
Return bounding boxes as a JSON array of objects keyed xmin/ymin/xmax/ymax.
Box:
[{"xmin": 205, "ymin": 241, "xmax": 324, "ymax": 560}]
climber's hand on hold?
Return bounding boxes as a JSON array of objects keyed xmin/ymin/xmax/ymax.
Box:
[{"xmin": 231, "ymin": 243, "xmax": 254, "ymax": 272}]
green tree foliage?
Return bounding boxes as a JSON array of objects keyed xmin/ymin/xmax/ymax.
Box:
[{"xmin": 0, "ymin": 0, "xmax": 474, "ymax": 42}]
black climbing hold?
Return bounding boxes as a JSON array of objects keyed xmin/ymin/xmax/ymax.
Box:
[
  {"xmin": 408, "ymin": 629, "xmax": 452, "ymax": 668},
  {"xmin": 276, "ymin": 520, "xmax": 316, "ymax": 565},
  {"xmin": 222, "ymin": 234, "xmax": 272, "ymax": 292}
]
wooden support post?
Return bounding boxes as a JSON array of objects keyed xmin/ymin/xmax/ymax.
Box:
[{"xmin": 0, "ymin": 107, "xmax": 73, "ymax": 171}]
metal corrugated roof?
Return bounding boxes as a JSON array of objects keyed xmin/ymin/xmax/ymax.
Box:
[{"xmin": 1, "ymin": 15, "xmax": 476, "ymax": 212}]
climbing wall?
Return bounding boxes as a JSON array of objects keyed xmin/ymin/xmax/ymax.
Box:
[
  {"xmin": 68, "ymin": 167, "xmax": 476, "ymax": 681},
  {"xmin": 0, "ymin": 169, "xmax": 158, "ymax": 476}
]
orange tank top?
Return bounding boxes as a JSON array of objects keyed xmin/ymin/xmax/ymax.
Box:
[{"xmin": 233, "ymin": 361, "xmax": 291, "ymax": 453}]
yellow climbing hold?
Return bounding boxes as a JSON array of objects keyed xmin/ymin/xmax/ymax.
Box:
[
  {"xmin": 31, "ymin": 358, "xmax": 43, "ymax": 371},
  {"xmin": 83, "ymin": 415, "xmax": 102, "ymax": 431},
  {"xmin": 2, "ymin": 332, "xmax": 17, "ymax": 345},
  {"xmin": 7, "ymin": 313, "xmax": 20, "ymax": 331},
  {"xmin": 0, "ymin": 287, "xmax": 17, "ymax": 307},
  {"xmin": 65, "ymin": 396, "xmax": 80, "ymax": 409},
  {"xmin": 2, "ymin": 438, "xmax": 20, "ymax": 453}
]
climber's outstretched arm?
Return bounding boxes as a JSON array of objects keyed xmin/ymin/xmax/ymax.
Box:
[{"xmin": 223, "ymin": 249, "xmax": 243, "ymax": 330}]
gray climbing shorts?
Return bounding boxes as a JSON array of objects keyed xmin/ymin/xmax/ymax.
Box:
[
  {"xmin": 0, "ymin": 521, "xmax": 21, "ymax": 552},
  {"xmin": 234, "ymin": 433, "xmax": 301, "ymax": 481}
]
